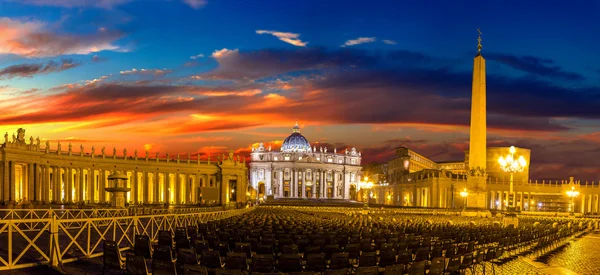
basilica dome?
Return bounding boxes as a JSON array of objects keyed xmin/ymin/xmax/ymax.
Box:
[{"xmin": 280, "ymin": 122, "xmax": 312, "ymax": 153}]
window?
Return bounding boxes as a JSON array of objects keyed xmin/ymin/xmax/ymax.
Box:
[
  {"xmin": 299, "ymin": 156, "xmax": 302, "ymax": 160},
  {"xmin": 351, "ymin": 159, "xmax": 356, "ymax": 165},
  {"xmin": 259, "ymin": 169, "xmax": 264, "ymax": 179},
  {"xmin": 274, "ymin": 156, "xmax": 278, "ymax": 161},
  {"xmin": 338, "ymin": 159, "xmax": 343, "ymax": 164},
  {"xmin": 284, "ymin": 155, "xmax": 290, "ymax": 161},
  {"xmin": 327, "ymin": 158, "xmax": 333, "ymax": 163}
]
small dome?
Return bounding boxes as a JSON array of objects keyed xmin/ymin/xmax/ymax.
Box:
[{"xmin": 281, "ymin": 122, "xmax": 311, "ymax": 153}]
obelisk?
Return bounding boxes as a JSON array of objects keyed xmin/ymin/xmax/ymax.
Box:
[
  {"xmin": 469, "ymin": 29, "xmax": 486, "ymax": 171},
  {"xmin": 466, "ymin": 29, "xmax": 487, "ymax": 209}
]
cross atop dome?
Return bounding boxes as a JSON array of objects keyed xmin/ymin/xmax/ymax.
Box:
[{"xmin": 293, "ymin": 121, "xmax": 300, "ymax": 133}]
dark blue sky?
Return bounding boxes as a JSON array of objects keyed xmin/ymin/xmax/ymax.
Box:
[{"xmin": 0, "ymin": 0, "xmax": 599, "ymax": 180}]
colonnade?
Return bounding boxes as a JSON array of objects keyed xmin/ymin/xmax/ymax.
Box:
[{"xmin": 3, "ymin": 160, "xmax": 213, "ymax": 204}]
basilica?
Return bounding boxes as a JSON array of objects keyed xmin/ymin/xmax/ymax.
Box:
[{"xmin": 249, "ymin": 123, "xmax": 362, "ymax": 201}]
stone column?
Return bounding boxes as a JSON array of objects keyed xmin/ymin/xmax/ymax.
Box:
[
  {"xmin": 77, "ymin": 167, "xmax": 84, "ymax": 203},
  {"xmin": 265, "ymin": 168, "xmax": 272, "ymax": 197},
  {"xmin": 26, "ymin": 163, "xmax": 33, "ymax": 202},
  {"xmin": 65, "ymin": 167, "xmax": 73, "ymax": 203},
  {"xmin": 301, "ymin": 169, "xmax": 306, "ymax": 199},
  {"xmin": 312, "ymin": 170, "xmax": 317, "ymax": 198},
  {"xmin": 291, "ymin": 169, "xmax": 296, "ymax": 198},
  {"xmin": 154, "ymin": 172, "xmax": 160, "ymax": 203},
  {"xmin": 2, "ymin": 161, "xmax": 9, "ymax": 202},
  {"xmin": 175, "ymin": 172, "xmax": 181, "ymax": 204},
  {"xmin": 278, "ymin": 170, "xmax": 283, "ymax": 198},
  {"xmin": 44, "ymin": 165, "xmax": 51, "ymax": 203},
  {"xmin": 133, "ymin": 171, "xmax": 139, "ymax": 204},
  {"xmin": 344, "ymin": 171, "xmax": 351, "ymax": 200}
]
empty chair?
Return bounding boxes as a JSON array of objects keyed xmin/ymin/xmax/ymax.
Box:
[
  {"xmin": 281, "ymin": 244, "xmax": 299, "ymax": 254},
  {"xmin": 126, "ymin": 253, "xmax": 150, "ymax": 275},
  {"xmin": 379, "ymin": 249, "xmax": 397, "ymax": 267},
  {"xmin": 200, "ymin": 250, "xmax": 223, "ymax": 269},
  {"xmin": 397, "ymin": 249, "xmax": 412, "ymax": 265},
  {"xmin": 153, "ymin": 259, "xmax": 178, "ymax": 275},
  {"xmin": 356, "ymin": 266, "xmax": 379, "ymax": 275},
  {"xmin": 459, "ymin": 253, "xmax": 473, "ymax": 274},
  {"xmin": 305, "ymin": 253, "xmax": 326, "ymax": 272},
  {"xmin": 224, "ymin": 252, "xmax": 248, "ymax": 271},
  {"xmin": 251, "ymin": 254, "xmax": 274, "ymax": 273},
  {"xmin": 414, "ymin": 247, "xmax": 429, "ymax": 262},
  {"xmin": 154, "ymin": 245, "xmax": 174, "ymax": 261},
  {"xmin": 278, "ymin": 253, "xmax": 303, "ymax": 273},
  {"xmin": 183, "ymin": 264, "xmax": 208, "ymax": 275},
  {"xmin": 215, "ymin": 241, "xmax": 230, "ymax": 257},
  {"xmin": 214, "ymin": 270, "xmax": 242, "ymax": 275},
  {"xmin": 383, "ymin": 264, "xmax": 405, "ymax": 275},
  {"xmin": 358, "ymin": 251, "xmax": 377, "ymax": 267},
  {"xmin": 329, "ymin": 252, "xmax": 350, "ymax": 270},
  {"xmin": 428, "ymin": 257, "xmax": 446, "ymax": 275},
  {"xmin": 177, "ymin": 248, "xmax": 199, "ymax": 270},
  {"xmin": 233, "ymin": 242, "xmax": 252, "ymax": 258},
  {"xmin": 103, "ymin": 240, "xmax": 125, "ymax": 274},
  {"xmin": 158, "ymin": 230, "xmax": 173, "ymax": 248},
  {"xmin": 408, "ymin": 260, "xmax": 426, "ymax": 275},
  {"xmin": 256, "ymin": 243, "xmax": 274, "ymax": 255},
  {"xmin": 194, "ymin": 240, "xmax": 210, "ymax": 255},
  {"xmin": 134, "ymin": 235, "xmax": 152, "ymax": 259},
  {"xmin": 446, "ymin": 255, "xmax": 461, "ymax": 274}
]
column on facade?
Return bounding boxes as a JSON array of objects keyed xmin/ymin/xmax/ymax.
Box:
[
  {"xmin": 154, "ymin": 172, "xmax": 160, "ymax": 203},
  {"xmin": 64, "ymin": 167, "xmax": 71, "ymax": 203},
  {"xmin": 142, "ymin": 171, "xmax": 149, "ymax": 203},
  {"xmin": 278, "ymin": 170, "xmax": 283, "ymax": 198},
  {"xmin": 43, "ymin": 165, "xmax": 50, "ymax": 202},
  {"xmin": 290, "ymin": 169, "xmax": 295, "ymax": 198},
  {"xmin": 99, "ymin": 169, "xmax": 105, "ymax": 203},
  {"xmin": 266, "ymin": 168, "xmax": 274, "ymax": 199},
  {"xmin": 175, "ymin": 172, "xmax": 182, "ymax": 204},
  {"xmin": 2, "ymin": 161, "xmax": 9, "ymax": 202},
  {"xmin": 301, "ymin": 169, "xmax": 306, "ymax": 199},
  {"xmin": 331, "ymin": 170, "xmax": 337, "ymax": 199},
  {"xmin": 311, "ymin": 170, "xmax": 317, "ymax": 198}
]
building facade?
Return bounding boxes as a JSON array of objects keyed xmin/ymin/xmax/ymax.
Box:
[
  {"xmin": 0, "ymin": 128, "xmax": 248, "ymax": 205},
  {"xmin": 249, "ymin": 123, "xmax": 362, "ymax": 201},
  {"xmin": 368, "ymin": 35, "xmax": 598, "ymax": 213}
]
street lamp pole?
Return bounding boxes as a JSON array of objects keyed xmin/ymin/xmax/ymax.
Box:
[
  {"xmin": 460, "ymin": 188, "xmax": 469, "ymax": 211},
  {"xmin": 359, "ymin": 176, "xmax": 373, "ymax": 208},
  {"xmin": 566, "ymin": 186, "xmax": 580, "ymax": 215},
  {"xmin": 498, "ymin": 146, "xmax": 527, "ymax": 209}
]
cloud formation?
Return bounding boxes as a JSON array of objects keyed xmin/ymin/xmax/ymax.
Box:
[
  {"xmin": 9, "ymin": 0, "xmax": 133, "ymax": 8},
  {"xmin": 486, "ymin": 52, "xmax": 584, "ymax": 81},
  {"xmin": 183, "ymin": 0, "xmax": 207, "ymax": 9},
  {"xmin": 256, "ymin": 30, "xmax": 308, "ymax": 47},
  {"xmin": 383, "ymin": 40, "xmax": 397, "ymax": 45},
  {"xmin": 119, "ymin": 68, "xmax": 173, "ymax": 77},
  {"xmin": 342, "ymin": 37, "xmax": 376, "ymax": 47},
  {"xmin": 0, "ymin": 59, "xmax": 80, "ymax": 79},
  {"xmin": 0, "ymin": 17, "xmax": 123, "ymax": 57},
  {"xmin": 190, "ymin": 54, "xmax": 204, "ymax": 59}
]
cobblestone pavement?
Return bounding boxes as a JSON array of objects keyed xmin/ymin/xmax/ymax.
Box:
[{"xmin": 5, "ymin": 232, "xmax": 600, "ymax": 275}]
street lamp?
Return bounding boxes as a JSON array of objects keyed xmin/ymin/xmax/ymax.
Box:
[
  {"xmin": 459, "ymin": 188, "xmax": 469, "ymax": 210},
  {"xmin": 566, "ymin": 186, "xmax": 580, "ymax": 215},
  {"xmin": 358, "ymin": 176, "xmax": 374, "ymax": 208},
  {"xmin": 498, "ymin": 146, "xmax": 527, "ymax": 208}
]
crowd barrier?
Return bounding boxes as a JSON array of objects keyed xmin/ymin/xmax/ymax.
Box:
[{"xmin": 0, "ymin": 207, "xmax": 252, "ymax": 270}]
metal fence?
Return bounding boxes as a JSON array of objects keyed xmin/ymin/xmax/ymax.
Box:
[{"xmin": 0, "ymin": 207, "xmax": 252, "ymax": 270}]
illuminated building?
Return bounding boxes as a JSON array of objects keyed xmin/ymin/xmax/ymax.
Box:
[
  {"xmin": 0, "ymin": 129, "xmax": 248, "ymax": 205},
  {"xmin": 370, "ymin": 31, "xmax": 600, "ymax": 213},
  {"xmin": 249, "ymin": 122, "xmax": 362, "ymax": 201}
]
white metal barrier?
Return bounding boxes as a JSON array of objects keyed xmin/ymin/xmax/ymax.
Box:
[{"xmin": 0, "ymin": 207, "xmax": 252, "ymax": 271}]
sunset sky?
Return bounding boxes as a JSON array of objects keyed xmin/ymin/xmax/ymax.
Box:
[{"xmin": 0, "ymin": 0, "xmax": 599, "ymax": 181}]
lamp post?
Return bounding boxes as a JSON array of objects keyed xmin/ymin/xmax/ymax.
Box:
[
  {"xmin": 566, "ymin": 186, "xmax": 580, "ymax": 215},
  {"xmin": 358, "ymin": 176, "xmax": 374, "ymax": 208},
  {"xmin": 459, "ymin": 188, "xmax": 468, "ymax": 211},
  {"xmin": 498, "ymin": 146, "xmax": 527, "ymax": 208}
]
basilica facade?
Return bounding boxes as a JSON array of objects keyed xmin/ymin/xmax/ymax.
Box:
[
  {"xmin": 0, "ymin": 128, "xmax": 248, "ymax": 206},
  {"xmin": 249, "ymin": 123, "xmax": 362, "ymax": 201}
]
